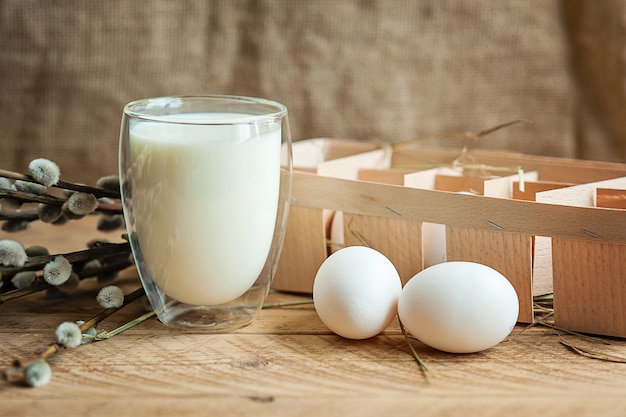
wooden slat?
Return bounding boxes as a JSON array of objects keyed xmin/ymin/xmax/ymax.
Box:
[
  {"xmin": 357, "ymin": 168, "xmax": 410, "ymax": 185},
  {"xmin": 273, "ymin": 205, "xmax": 327, "ymax": 293},
  {"xmin": 392, "ymin": 145, "xmax": 626, "ymax": 183},
  {"xmin": 342, "ymin": 213, "xmax": 423, "ymax": 284},
  {"xmin": 597, "ymin": 188, "xmax": 626, "ymax": 209},
  {"xmin": 434, "ymin": 174, "xmax": 485, "ymax": 194},
  {"xmin": 291, "ymin": 171, "xmax": 626, "ymax": 244},
  {"xmin": 552, "ymin": 239, "xmax": 626, "ymax": 337},
  {"xmin": 512, "ymin": 180, "xmax": 575, "ymax": 201}
]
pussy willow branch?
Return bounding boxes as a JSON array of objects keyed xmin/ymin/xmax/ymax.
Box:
[
  {"xmin": 0, "ymin": 168, "xmax": 120, "ymax": 199},
  {"xmin": 0, "ymin": 242, "xmax": 130, "ymax": 274},
  {"xmin": 0, "ymin": 189, "xmax": 122, "ymax": 214},
  {"xmin": 0, "ymin": 188, "xmax": 65, "ymax": 206},
  {"xmin": 77, "ymin": 287, "xmax": 145, "ymax": 332},
  {"xmin": 0, "ymin": 255, "xmax": 133, "ymax": 305},
  {"xmin": 0, "ymin": 210, "xmax": 40, "ymax": 222},
  {"xmin": 0, "ymin": 282, "xmax": 51, "ymax": 304},
  {"xmin": 11, "ymin": 287, "xmax": 145, "ymax": 370}
]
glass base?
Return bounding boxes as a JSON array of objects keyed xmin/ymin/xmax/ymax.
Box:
[{"xmin": 157, "ymin": 302, "xmax": 259, "ymax": 331}]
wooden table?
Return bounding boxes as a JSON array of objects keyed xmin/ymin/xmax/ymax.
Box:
[{"xmin": 2, "ymin": 217, "xmax": 626, "ymax": 416}]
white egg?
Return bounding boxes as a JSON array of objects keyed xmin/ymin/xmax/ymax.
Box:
[
  {"xmin": 313, "ymin": 246, "xmax": 402, "ymax": 339},
  {"xmin": 398, "ymin": 261, "xmax": 519, "ymax": 353}
]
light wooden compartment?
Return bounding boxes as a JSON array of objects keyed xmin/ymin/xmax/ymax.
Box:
[{"xmin": 273, "ymin": 139, "xmax": 626, "ymax": 337}]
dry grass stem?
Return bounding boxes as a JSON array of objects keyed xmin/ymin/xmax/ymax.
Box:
[
  {"xmin": 390, "ymin": 119, "xmax": 531, "ymax": 148},
  {"xmin": 262, "ymin": 300, "xmax": 314, "ymax": 309},
  {"xmin": 346, "ymin": 218, "xmax": 369, "ymax": 247},
  {"xmin": 398, "ymin": 317, "xmax": 432, "ymax": 382},
  {"xmin": 559, "ymin": 339, "xmax": 626, "ymax": 363},
  {"xmin": 537, "ymin": 321, "xmax": 611, "ymax": 345},
  {"xmin": 90, "ymin": 308, "xmax": 157, "ymax": 341}
]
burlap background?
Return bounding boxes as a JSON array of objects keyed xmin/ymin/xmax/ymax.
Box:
[{"xmin": 1, "ymin": 1, "xmax": 624, "ymax": 184}]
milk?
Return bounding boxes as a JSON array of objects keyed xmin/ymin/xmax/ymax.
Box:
[{"xmin": 129, "ymin": 113, "xmax": 281, "ymax": 305}]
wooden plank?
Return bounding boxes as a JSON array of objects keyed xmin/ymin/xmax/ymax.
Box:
[
  {"xmin": 342, "ymin": 213, "xmax": 422, "ymax": 284},
  {"xmin": 536, "ymin": 177, "xmax": 626, "ymax": 337},
  {"xmin": 3, "ymin": 397, "xmax": 626, "ymax": 417},
  {"xmin": 392, "ymin": 145, "xmax": 626, "ymax": 183},
  {"xmin": 597, "ymin": 188, "xmax": 626, "ymax": 209},
  {"xmin": 512, "ymin": 180, "xmax": 575, "ymax": 201},
  {"xmin": 434, "ymin": 174, "xmax": 485, "ymax": 194},
  {"xmin": 291, "ymin": 171, "xmax": 626, "ymax": 244},
  {"xmin": 552, "ymin": 239, "xmax": 626, "ymax": 337},
  {"xmin": 292, "ymin": 137, "xmax": 379, "ymax": 169},
  {"xmin": 358, "ymin": 168, "xmax": 411, "ymax": 185},
  {"xmin": 3, "ymin": 287, "xmax": 626, "ymax": 417},
  {"xmin": 273, "ymin": 206, "xmax": 327, "ymax": 293}
]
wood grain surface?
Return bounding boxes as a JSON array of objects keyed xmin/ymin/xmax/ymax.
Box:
[{"xmin": 2, "ymin": 217, "xmax": 626, "ymax": 416}]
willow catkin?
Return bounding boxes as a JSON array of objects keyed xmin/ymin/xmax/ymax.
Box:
[
  {"xmin": 14, "ymin": 180, "xmax": 46, "ymax": 195},
  {"xmin": 96, "ymin": 285, "xmax": 124, "ymax": 309},
  {"xmin": 0, "ymin": 240, "xmax": 27, "ymax": 267},
  {"xmin": 11, "ymin": 271, "xmax": 37, "ymax": 289},
  {"xmin": 28, "ymin": 158, "xmax": 60, "ymax": 187},
  {"xmin": 65, "ymin": 192, "xmax": 98, "ymax": 216},
  {"xmin": 96, "ymin": 175, "xmax": 120, "ymax": 191},
  {"xmin": 23, "ymin": 359, "xmax": 52, "ymax": 387},
  {"xmin": 43, "ymin": 255, "xmax": 72, "ymax": 286},
  {"xmin": 37, "ymin": 203, "xmax": 63, "ymax": 223},
  {"xmin": 55, "ymin": 322, "xmax": 82, "ymax": 348}
]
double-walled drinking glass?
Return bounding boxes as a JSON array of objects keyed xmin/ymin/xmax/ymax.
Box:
[{"xmin": 119, "ymin": 95, "xmax": 292, "ymax": 330}]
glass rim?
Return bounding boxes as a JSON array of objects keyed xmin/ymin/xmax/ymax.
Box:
[{"xmin": 123, "ymin": 95, "xmax": 288, "ymax": 125}]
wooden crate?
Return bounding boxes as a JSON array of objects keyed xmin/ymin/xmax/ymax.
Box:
[{"xmin": 273, "ymin": 140, "xmax": 626, "ymax": 336}]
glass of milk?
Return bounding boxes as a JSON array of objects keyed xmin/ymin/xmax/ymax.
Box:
[{"xmin": 119, "ymin": 95, "xmax": 292, "ymax": 330}]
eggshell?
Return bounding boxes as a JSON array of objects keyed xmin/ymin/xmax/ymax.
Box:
[
  {"xmin": 398, "ymin": 261, "xmax": 519, "ymax": 353},
  {"xmin": 313, "ymin": 246, "xmax": 402, "ymax": 339}
]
